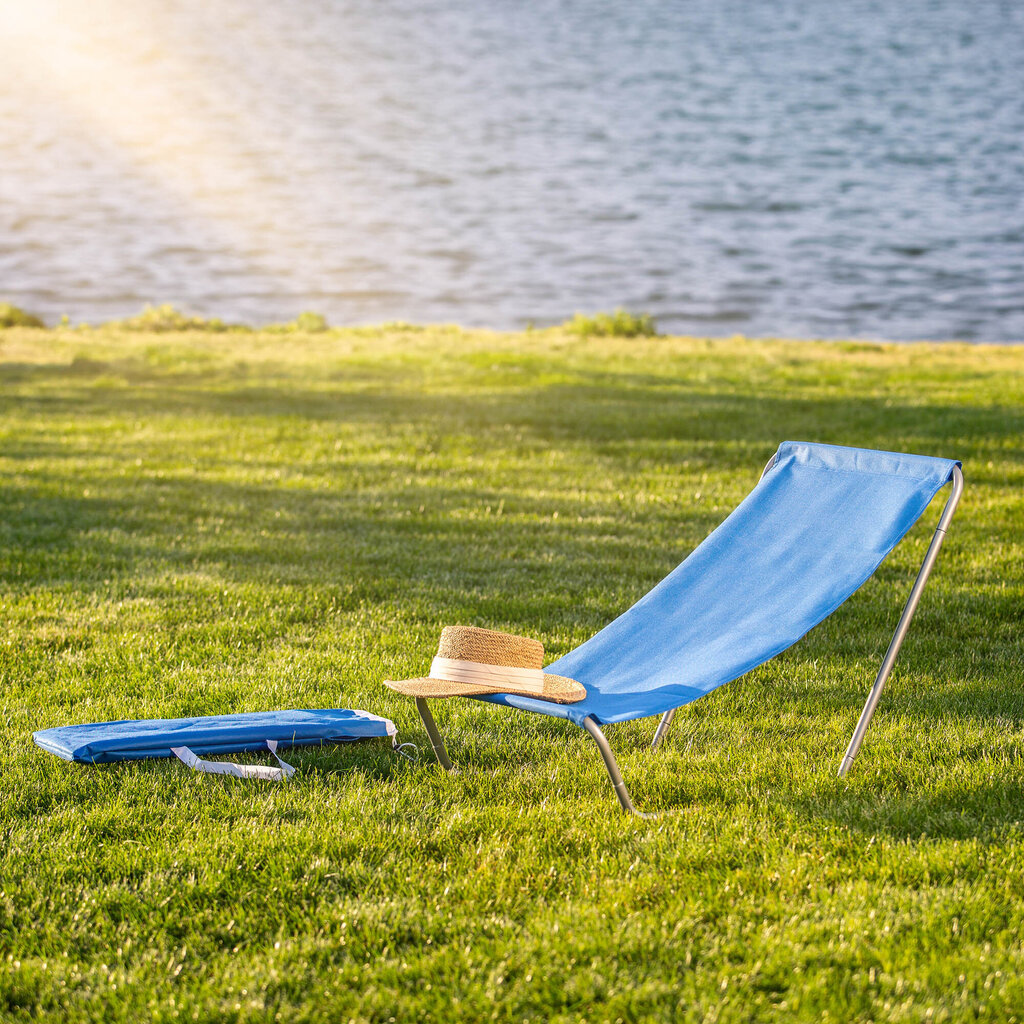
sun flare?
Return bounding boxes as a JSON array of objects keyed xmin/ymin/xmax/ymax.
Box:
[{"xmin": 0, "ymin": 0, "xmax": 336, "ymax": 286}]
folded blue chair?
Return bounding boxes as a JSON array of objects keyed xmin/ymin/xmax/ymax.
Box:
[
  {"xmin": 414, "ymin": 442, "xmax": 964, "ymax": 816},
  {"xmin": 34, "ymin": 709, "xmax": 401, "ymax": 781}
]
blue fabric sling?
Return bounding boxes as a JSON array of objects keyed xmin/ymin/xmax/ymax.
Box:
[
  {"xmin": 34, "ymin": 708, "xmax": 397, "ymax": 766},
  {"xmin": 476, "ymin": 441, "xmax": 960, "ymax": 726}
]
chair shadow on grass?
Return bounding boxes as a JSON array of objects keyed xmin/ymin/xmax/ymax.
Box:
[{"xmin": 786, "ymin": 776, "xmax": 1024, "ymax": 844}]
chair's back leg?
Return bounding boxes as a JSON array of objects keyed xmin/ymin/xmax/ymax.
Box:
[
  {"xmin": 416, "ymin": 697, "xmax": 454, "ymax": 770},
  {"xmin": 838, "ymin": 466, "xmax": 964, "ymax": 777},
  {"xmin": 651, "ymin": 708, "xmax": 677, "ymax": 750},
  {"xmin": 583, "ymin": 716, "xmax": 656, "ymax": 818}
]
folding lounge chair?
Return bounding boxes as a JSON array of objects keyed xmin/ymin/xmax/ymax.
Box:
[{"xmin": 415, "ymin": 441, "xmax": 964, "ymax": 816}]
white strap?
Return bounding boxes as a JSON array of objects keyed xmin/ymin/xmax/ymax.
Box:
[
  {"xmin": 429, "ymin": 656, "xmax": 549, "ymax": 694},
  {"xmin": 171, "ymin": 739, "xmax": 296, "ymax": 781}
]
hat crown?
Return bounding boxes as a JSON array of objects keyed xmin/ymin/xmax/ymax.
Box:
[{"xmin": 436, "ymin": 625, "xmax": 544, "ymax": 669}]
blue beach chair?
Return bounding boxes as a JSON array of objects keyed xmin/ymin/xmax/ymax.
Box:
[{"xmin": 415, "ymin": 442, "xmax": 964, "ymax": 816}]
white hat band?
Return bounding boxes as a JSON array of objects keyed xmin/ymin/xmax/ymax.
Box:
[{"xmin": 429, "ymin": 657, "xmax": 549, "ymax": 695}]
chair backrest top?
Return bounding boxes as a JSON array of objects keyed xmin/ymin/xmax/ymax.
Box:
[{"xmin": 479, "ymin": 442, "xmax": 959, "ymax": 726}]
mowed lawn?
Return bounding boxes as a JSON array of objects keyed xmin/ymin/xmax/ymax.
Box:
[{"xmin": 1, "ymin": 324, "xmax": 1022, "ymax": 1023}]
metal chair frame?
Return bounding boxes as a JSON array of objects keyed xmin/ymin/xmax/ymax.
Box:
[{"xmin": 415, "ymin": 463, "xmax": 964, "ymax": 817}]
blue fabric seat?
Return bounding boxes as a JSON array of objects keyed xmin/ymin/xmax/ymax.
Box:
[
  {"xmin": 479, "ymin": 441, "xmax": 960, "ymax": 726},
  {"xmin": 416, "ymin": 442, "xmax": 964, "ymax": 815}
]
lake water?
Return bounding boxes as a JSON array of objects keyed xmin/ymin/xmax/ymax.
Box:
[{"xmin": 2, "ymin": 0, "xmax": 1023, "ymax": 340}]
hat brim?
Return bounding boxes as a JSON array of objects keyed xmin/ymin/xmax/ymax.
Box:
[{"xmin": 384, "ymin": 672, "xmax": 586, "ymax": 704}]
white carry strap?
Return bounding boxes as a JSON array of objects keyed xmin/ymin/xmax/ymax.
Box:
[{"xmin": 171, "ymin": 739, "xmax": 296, "ymax": 781}]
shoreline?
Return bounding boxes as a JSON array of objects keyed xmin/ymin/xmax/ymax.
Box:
[{"xmin": 2, "ymin": 302, "xmax": 1022, "ymax": 346}]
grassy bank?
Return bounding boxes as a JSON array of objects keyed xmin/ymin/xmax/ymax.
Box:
[{"xmin": 1, "ymin": 325, "xmax": 1022, "ymax": 1022}]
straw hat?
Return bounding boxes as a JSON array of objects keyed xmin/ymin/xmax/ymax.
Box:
[{"xmin": 383, "ymin": 625, "xmax": 586, "ymax": 704}]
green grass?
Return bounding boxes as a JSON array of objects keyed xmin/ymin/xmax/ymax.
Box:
[{"xmin": 1, "ymin": 324, "xmax": 1022, "ymax": 1022}]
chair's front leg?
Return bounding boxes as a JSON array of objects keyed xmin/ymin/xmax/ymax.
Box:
[
  {"xmin": 582, "ymin": 716, "xmax": 656, "ymax": 819},
  {"xmin": 416, "ymin": 697, "xmax": 453, "ymax": 770}
]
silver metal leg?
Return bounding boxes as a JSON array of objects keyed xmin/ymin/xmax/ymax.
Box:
[
  {"xmin": 582, "ymin": 716, "xmax": 656, "ymax": 818},
  {"xmin": 838, "ymin": 465, "xmax": 964, "ymax": 777},
  {"xmin": 416, "ymin": 697, "xmax": 453, "ymax": 771},
  {"xmin": 651, "ymin": 708, "xmax": 676, "ymax": 750}
]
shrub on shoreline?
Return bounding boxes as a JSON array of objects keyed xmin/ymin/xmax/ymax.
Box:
[
  {"xmin": 266, "ymin": 311, "xmax": 330, "ymax": 333},
  {"xmin": 100, "ymin": 305, "xmax": 332, "ymax": 333},
  {"xmin": 564, "ymin": 308, "xmax": 657, "ymax": 338},
  {"xmin": 106, "ymin": 304, "xmax": 235, "ymax": 332},
  {"xmin": 0, "ymin": 302, "xmax": 45, "ymax": 328}
]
